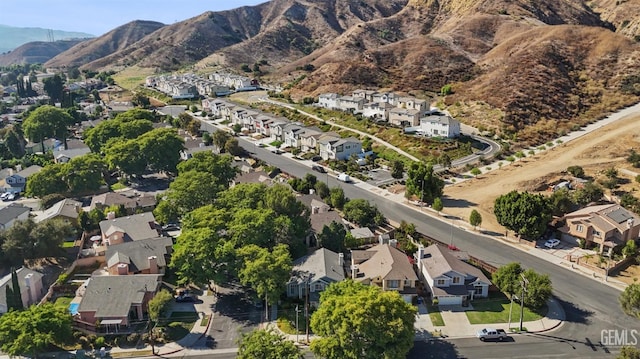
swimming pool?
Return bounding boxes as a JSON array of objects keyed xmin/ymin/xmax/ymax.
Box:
[{"xmin": 69, "ymin": 302, "xmax": 79, "ymax": 315}]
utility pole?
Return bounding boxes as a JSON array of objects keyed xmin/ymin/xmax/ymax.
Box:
[
  {"xmin": 295, "ymin": 305, "xmax": 300, "ymax": 343},
  {"xmin": 305, "ymin": 278, "xmax": 310, "ymax": 343},
  {"xmin": 507, "ymin": 294, "xmax": 516, "ymax": 331},
  {"xmin": 519, "ymin": 274, "xmax": 529, "ymax": 332}
]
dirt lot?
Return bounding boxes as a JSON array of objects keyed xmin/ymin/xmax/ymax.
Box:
[{"xmin": 442, "ymin": 112, "xmax": 640, "ymax": 235}]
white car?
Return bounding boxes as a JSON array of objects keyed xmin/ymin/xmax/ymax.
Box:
[{"xmin": 544, "ymin": 238, "xmax": 561, "ymax": 249}]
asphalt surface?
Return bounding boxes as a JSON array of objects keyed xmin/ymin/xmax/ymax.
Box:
[{"xmin": 232, "ymin": 135, "xmax": 638, "ymax": 358}]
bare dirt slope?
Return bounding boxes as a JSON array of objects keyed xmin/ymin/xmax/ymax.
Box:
[{"xmin": 442, "ymin": 113, "xmax": 640, "ymax": 234}]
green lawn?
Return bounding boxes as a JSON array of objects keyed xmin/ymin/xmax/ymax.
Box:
[
  {"xmin": 161, "ymin": 311, "xmax": 198, "ymax": 341},
  {"xmin": 466, "ymin": 299, "xmax": 546, "ymax": 325},
  {"xmin": 426, "ymin": 305, "xmax": 445, "ymax": 327},
  {"xmin": 54, "ymin": 296, "xmax": 73, "ymax": 308},
  {"xmin": 62, "ymin": 241, "xmax": 76, "ymax": 248},
  {"xmin": 110, "ymin": 182, "xmax": 128, "ymax": 191},
  {"xmin": 277, "ymin": 306, "xmax": 311, "ymax": 335}
]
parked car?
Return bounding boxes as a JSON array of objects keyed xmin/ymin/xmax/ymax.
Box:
[
  {"xmin": 162, "ymin": 223, "xmax": 181, "ymax": 231},
  {"xmin": 175, "ymin": 288, "xmax": 195, "ymax": 302},
  {"xmin": 476, "ymin": 328, "xmax": 508, "ymax": 341},
  {"xmin": 271, "ymin": 149, "xmax": 284, "ymax": 155},
  {"xmin": 3, "ymin": 193, "xmax": 17, "ymax": 201},
  {"xmin": 337, "ymin": 173, "xmax": 351, "ymax": 183},
  {"xmin": 311, "ymin": 156, "xmax": 322, "ymax": 162},
  {"xmin": 0, "ymin": 192, "xmax": 9, "ymax": 201},
  {"xmin": 544, "ymin": 238, "xmax": 561, "ymax": 249},
  {"xmin": 312, "ymin": 165, "xmax": 326, "ymax": 173}
]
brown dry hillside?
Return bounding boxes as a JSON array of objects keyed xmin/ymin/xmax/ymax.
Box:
[
  {"xmin": 589, "ymin": 0, "xmax": 640, "ymax": 40},
  {"xmin": 45, "ymin": 20, "xmax": 165, "ymax": 69},
  {"xmin": 0, "ymin": 40, "xmax": 84, "ymax": 66}
]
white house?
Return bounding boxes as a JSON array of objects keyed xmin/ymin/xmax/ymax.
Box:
[
  {"xmin": 415, "ymin": 245, "xmax": 491, "ymax": 306},
  {"xmin": 352, "ymin": 89, "xmax": 377, "ymax": 102},
  {"xmin": 318, "ymin": 93, "xmax": 340, "ymax": 109},
  {"xmin": 0, "ymin": 203, "xmax": 31, "ymax": 230},
  {"xmin": 389, "ymin": 108, "xmax": 421, "ymax": 127},
  {"xmin": 360, "ymin": 102, "xmax": 394, "ymax": 121},
  {"xmin": 337, "ymin": 96, "xmax": 364, "ymax": 112},
  {"xmin": 416, "ymin": 114, "xmax": 461, "ymax": 138},
  {"xmin": 319, "ymin": 136, "xmax": 362, "ymax": 161},
  {"xmin": 0, "ymin": 267, "xmax": 45, "ymax": 314}
]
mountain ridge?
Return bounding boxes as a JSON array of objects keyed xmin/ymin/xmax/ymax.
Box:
[{"xmin": 0, "ymin": 24, "xmax": 93, "ymax": 54}]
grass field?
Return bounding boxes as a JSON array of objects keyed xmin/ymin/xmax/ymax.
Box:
[
  {"xmin": 162, "ymin": 311, "xmax": 198, "ymax": 341},
  {"xmin": 465, "ymin": 298, "xmax": 546, "ymax": 325},
  {"xmin": 54, "ymin": 296, "xmax": 73, "ymax": 308},
  {"xmin": 112, "ymin": 67, "xmax": 156, "ymax": 91},
  {"xmin": 427, "ymin": 305, "xmax": 445, "ymax": 326}
]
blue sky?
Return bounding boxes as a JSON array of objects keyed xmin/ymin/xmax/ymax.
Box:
[{"xmin": 1, "ymin": 0, "xmax": 266, "ymax": 36}]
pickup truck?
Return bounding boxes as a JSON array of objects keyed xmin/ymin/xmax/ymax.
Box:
[{"xmin": 476, "ymin": 328, "xmax": 508, "ymax": 341}]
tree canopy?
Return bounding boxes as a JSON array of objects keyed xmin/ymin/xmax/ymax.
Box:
[
  {"xmin": 237, "ymin": 329, "xmax": 302, "ymax": 359},
  {"xmin": 84, "ymin": 108, "xmax": 155, "ymax": 153},
  {"xmin": 469, "ymin": 209, "xmax": 482, "ymax": 229},
  {"xmin": 318, "ymin": 221, "xmax": 347, "ymax": 253},
  {"xmin": 22, "ymin": 105, "xmax": 74, "ymax": 148},
  {"xmin": 148, "ymin": 289, "xmax": 173, "ymax": 322},
  {"xmin": 494, "ymin": 190, "xmax": 552, "ymax": 239},
  {"xmin": 343, "ymin": 199, "xmax": 385, "ymax": 227},
  {"xmin": 492, "ymin": 262, "xmax": 552, "ymax": 308},
  {"xmin": 238, "ymin": 244, "xmax": 292, "ymax": 306},
  {"xmin": 26, "ymin": 154, "xmax": 107, "ymax": 197},
  {"xmin": 310, "ymin": 280, "xmax": 416, "ymax": 359},
  {"xmin": 0, "ymin": 303, "xmax": 73, "ymax": 358},
  {"xmin": 405, "ymin": 162, "xmax": 444, "ymax": 204},
  {"xmin": 0, "ymin": 219, "xmax": 75, "ymax": 266},
  {"xmin": 619, "ymin": 283, "xmax": 640, "ymax": 319}
]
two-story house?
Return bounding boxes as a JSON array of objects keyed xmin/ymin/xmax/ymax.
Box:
[
  {"xmin": 105, "ymin": 237, "xmax": 173, "ymax": 276},
  {"xmin": 319, "ymin": 136, "xmax": 362, "ymax": 161},
  {"xmin": 389, "ymin": 108, "xmax": 421, "ymax": 127},
  {"xmin": 283, "ymin": 124, "xmax": 306, "ymax": 148},
  {"xmin": 299, "ymin": 127, "xmax": 323, "ymax": 153},
  {"xmin": 287, "ymin": 248, "xmax": 345, "ymax": 305},
  {"xmin": 360, "ymin": 101, "xmax": 394, "ymax": 121},
  {"xmin": 351, "ymin": 243, "xmax": 418, "ymax": 303},
  {"xmin": 0, "ymin": 267, "xmax": 44, "ymax": 314},
  {"xmin": 1, "ymin": 165, "xmax": 42, "ymax": 193},
  {"xmin": 337, "ymin": 96, "xmax": 364, "ymax": 113},
  {"xmin": 560, "ymin": 204, "xmax": 640, "ymax": 253},
  {"xmin": 415, "ymin": 245, "xmax": 491, "ymax": 306},
  {"xmin": 98, "ymin": 212, "xmax": 160, "ymax": 246},
  {"xmin": 318, "ymin": 93, "xmax": 340, "ymax": 109},
  {"xmin": 352, "ymin": 89, "xmax": 377, "ymax": 102},
  {"xmin": 417, "ymin": 114, "xmax": 461, "ymax": 138}
]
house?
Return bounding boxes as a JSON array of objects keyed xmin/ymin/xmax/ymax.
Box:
[
  {"xmin": 99, "ymin": 212, "xmax": 160, "ymax": 246},
  {"xmin": 287, "ymin": 248, "xmax": 345, "ymax": 304},
  {"xmin": 25, "ymin": 138, "xmax": 60, "ymax": 154},
  {"xmin": 283, "ymin": 124, "xmax": 306, "ymax": 148},
  {"xmin": 319, "ymin": 137, "xmax": 362, "ymax": 161},
  {"xmin": 360, "ymin": 101, "xmax": 394, "ymax": 121},
  {"xmin": 270, "ymin": 120, "xmax": 291, "ymax": 142},
  {"xmin": 105, "ymin": 237, "xmax": 173, "ymax": 276},
  {"xmin": 351, "ymin": 89, "xmax": 377, "ymax": 102},
  {"xmin": 0, "ymin": 203, "xmax": 31, "ymax": 230},
  {"xmin": 350, "ymin": 243, "xmax": 418, "ymax": 302},
  {"xmin": 297, "ymin": 194, "xmax": 331, "ymax": 215},
  {"xmin": 75, "ymin": 274, "xmax": 161, "ymax": 330},
  {"xmin": 389, "ymin": 108, "xmax": 421, "ymax": 127},
  {"xmin": 415, "ymin": 114, "xmax": 461, "ymax": 138},
  {"xmin": 372, "ymin": 92, "xmax": 400, "ymax": 106},
  {"xmin": 350, "ymin": 227, "xmax": 375, "ymax": 243},
  {"xmin": 90, "ymin": 192, "xmax": 156, "ymax": 214},
  {"xmin": 337, "ymin": 96, "xmax": 364, "ymax": 112},
  {"xmin": 415, "ymin": 245, "xmax": 491, "ymax": 306},
  {"xmin": 318, "ymin": 93, "xmax": 340, "ymax": 109},
  {"xmin": 0, "ymin": 267, "xmax": 44, "ymax": 314},
  {"xmin": 232, "ymin": 171, "xmax": 275, "ymax": 187},
  {"xmin": 559, "ymin": 204, "xmax": 640, "ymax": 253},
  {"xmin": 34, "ymin": 198, "xmax": 82, "ymax": 224},
  {"xmin": 1, "ymin": 165, "xmax": 43, "ymax": 193},
  {"xmin": 309, "ymin": 211, "xmax": 346, "ymax": 247}
]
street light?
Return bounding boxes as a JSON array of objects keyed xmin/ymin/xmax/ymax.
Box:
[
  {"xmin": 295, "ymin": 305, "xmax": 301, "ymax": 344},
  {"xmin": 519, "ymin": 274, "xmax": 529, "ymax": 332},
  {"xmin": 507, "ymin": 294, "xmax": 518, "ymax": 331}
]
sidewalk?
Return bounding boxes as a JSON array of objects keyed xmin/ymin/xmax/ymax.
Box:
[{"xmin": 415, "ymin": 297, "xmax": 565, "ymax": 340}]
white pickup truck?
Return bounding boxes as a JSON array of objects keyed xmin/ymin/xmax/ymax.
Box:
[{"xmin": 476, "ymin": 328, "xmax": 508, "ymax": 341}]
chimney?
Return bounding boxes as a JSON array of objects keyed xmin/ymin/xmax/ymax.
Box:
[
  {"xmin": 627, "ymin": 218, "xmax": 634, "ymax": 229},
  {"xmin": 338, "ymin": 253, "xmax": 344, "ymax": 266},
  {"xmin": 148, "ymin": 256, "xmax": 158, "ymax": 274},
  {"xmin": 117, "ymin": 263, "xmax": 128, "ymax": 275},
  {"xmin": 389, "ymin": 239, "xmax": 398, "ymax": 248},
  {"xmin": 309, "ymin": 189, "xmax": 315, "ymax": 195},
  {"xmin": 312, "ymin": 206, "xmax": 319, "ymax": 214},
  {"xmin": 350, "ymin": 264, "xmax": 359, "ymax": 278},
  {"xmin": 107, "ymin": 211, "xmax": 116, "ymax": 220},
  {"xmin": 416, "ymin": 245, "xmax": 425, "ymax": 261}
]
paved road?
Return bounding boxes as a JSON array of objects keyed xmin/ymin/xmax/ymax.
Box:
[{"xmin": 233, "ymin": 136, "xmax": 637, "ymax": 357}]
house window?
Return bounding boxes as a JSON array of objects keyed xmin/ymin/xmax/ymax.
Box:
[
  {"xmin": 576, "ymin": 224, "xmax": 584, "ymax": 232},
  {"xmin": 436, "ymin": 279, "xmax": 445, "ymax": 286},
  {"xmin": 593, "ymin": 230, "xmax": 602, "ymax": 238},
  {"xmin": 404, "ymin": 279, "xmax": 413, "ymax": 287},
  {"xmin": 387, "ymin": 280, "xmax": 400, "ymax": 289},
  {"xmin": 474, "ymin": 286, "xmax": 483, "ymax": 295},
  {"xmin": 314, "ymin": 283, "xmax": 323, "ymax": 292},
  {"xmin": 452, "ymin": 277, "xmax": 461, "ymax": 284}
]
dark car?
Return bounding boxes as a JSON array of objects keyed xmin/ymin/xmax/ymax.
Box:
[
  {"xmin": 175, "ymin": 295, "xmax": 195, "ymax": 303},
  {"xmin": 162, "ymin": 223, "xmax": 181, "ymax": 231},
  {"xmin": 312, "ymin": 165, "xmax": 326, "ymax": 173},
  {"xmin": 271, "ymin": 149, "xmax": 284, "ymax": 155}
]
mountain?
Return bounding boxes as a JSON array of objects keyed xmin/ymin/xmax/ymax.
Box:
[
  {"xmin": 0, "ymin": 40, "xmax": 84, "ymax": 66},
  {"xmin": 0, "ymin": 25, "xmax": 93, "ymax": 54},
  {"xmin": 45, "ymin": 20, "xmax": 166, "ymax": 69},
  {"xmin": 45, "ymin": 0, "xmax": 640, "ymax": 145}
]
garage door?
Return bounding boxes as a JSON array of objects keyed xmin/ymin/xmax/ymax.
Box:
[{"xmin": 437, "ymin": 296, "xmax": 462, "ymax": 306}]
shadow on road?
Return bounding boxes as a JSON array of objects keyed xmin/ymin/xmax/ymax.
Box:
[
  {"xmin": 555, "ymin": 297, "xmax": 593, "ymax": 324},
  {"xmin": 409, "ymin": 339, "xmax": 460, "ymax": 359},
  {"xmin": 441, "ymin": 198, "xmax": 477, "ymax": 209}
]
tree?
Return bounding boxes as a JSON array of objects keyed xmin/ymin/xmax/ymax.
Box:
[
  {"xmin": 329, "ymin": 187, "xmax": 346, "ymax": 210},
  {"xmin": 314, "ymin": 181, "xmax": 329, "ymax": 199},
  {"xmin": 620, "ymin": 283, "xmax": 640, "ymax": 319},
  {"xmin": 65, "ymin": 154, "xmax": 107, "ymax": 194},
  {"xmin": 131, "ymin": 93, "xmax": 151, "ymax": 108},
  {"xmin": 138, "ymin": 128, "xmax": 185, "ymax": 174},
  {"xmin": 343, "ymin": 199, "xmax": 383, "ymax": 227},
  {"xmin": 176, "ymin": 151, "xmax": 238, "ymax": 185},
  {"xmin": 155, "ymin": 170, "xmax": 225, "ymax": 219},
  {"xmin": 391, "ymin": 160, "xmax": 404, "ymax": 179},
  {"xmin": 5, "ymin": 268, "xmax": 23, "ymax": 312},
  {"xmin": 310, "ymin": 280, "xmax": 416, "ymax": 359},
  {"xmin": 237, "ymin": 329, "xmax": 301, "ymax": 359},
  {"xmin": 567, "ymin": 165, "xmax": 585, "ymax": 178},
  {"xmin": 25, "ymin": 165, "xmax": 68, "ymax": 197},
  {"xmin": 22, "ymin": 105, "xmax": 74, "ymax": 150},
  {"xmin": 405, "ymin": 162, "xmax": 444, "ymax": 205},
  {"xmin": 43, "ymin": 74, "xmax": 64, "ymax": 103},
  {"xmin": 225, "ymin": 137, "xmax": 243, "ymax": 156},
  {"xmin": 470, "ymin": 167, "xmax": 481, "ymax": 177},
  {"xmin": 623, "ymin": 240, "xmax": 638, "ymax": 259},
  {"xmin": 4, "ymin": 128, "xmax": 25, "ymax": 158},
  {"xmin": 469, "ymin": 209, "xmax": 482, "ymax": 230},
  {"xmin": 237, "ymin": 244, "xmax": 292, "ymax": 308},
  {"xmin": 441, "ymin": 84, "xmax": 453, "ymax": 96},
  {"xmin": 0, "ymin": 303, "xmax": 72, "ymax": 358},
  {"xmin": 494, "ymin": 190, "xmax": 552, "ymax": 239},
  {"xmin": 549, "ymin": 188, "xmax": 576, "ymax": 217},
  {"xmin": 573, "ymin": 182, "xmax": 604, "ymax": 206},
  {"xmin": 318, "ymin": 221, "xmax": 347, "ymax": 253},
  {"xmin": 212, "ymin": 130, "xmax": 231, "ymax": 152},
  {"xmin": 1, "ymin": 219, "xmax": 75, "ymax": 265},
  {"xmin": 40, "ymin": 193, "xmax": 66, "ymax": 210},
  {"xmin": 148, "ymin": 289, "xmax": 173, "ymax": 322},
  {"xmin": 618, "ymin": 346, "xmax": 640, "ymax": 359},
  {"xmin": 105, "ymin": 139, "xmax": 146, "ymax": 177},
  {"xmin": 438, "ymin": 153, "xmax": 452, "ymax": 169},
  {"xmin": 493, "ymin": 263, "xmax": 552, "ymax": 309},
  {"xmin": 432, "ymin": 197, "xmax": 443, "ymax": 214}
]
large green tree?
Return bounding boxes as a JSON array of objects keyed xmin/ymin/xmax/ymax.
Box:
[
  {"xmin": 238, "ymin": 244, "xmax": 292, "ymax": 308},
  {"xmin": 318, "ymin": 221, "xmax": 347, "ymax": 253},
  {"xmin": 1, "ymin": 219, "xmax": 75, "ymax": 266},
  {"xmin": 493, "ymin": 262, "xmax": 552, "ymax": 308},
  {"xmin": 405, "ymin": 161, "xmax": 444, "ymax": 204},
  {"xmin": 138, "ymin": 128, "xmax": 184, "ymax": 174},
  {"xmin": 310, "ymin": 280, "xmax": 416, "ymax": 359},
  {"xmin": 343, "ymin": 199, "xmax": 385, "ymax": 227},
  {"xmin": 84, "ymin": 109, "xmax": 155, "ymax": 153},
  {"xmin": 42, "ymin": 75, "xmax": 64, "ymax": 103},
  {"xmin": 148, "ymin": 289, "xmax": 173, "ymax": 322},
  {"xmin": 22, "ymin": 105, "xmax": 74, "ymax": 150},
  {"xmin": 0, "ymin": 303, "xmax": 73, "ymax": 358},
  {"xmin": 237, "ymin": 329, "xmax": 302, "ymax": 359},
  {"xmin": 494, "ymin": 190, "xmax": 552, "ymax": 239},
  {"xmin": 619, "ymin": 283, "xmax": 640, "ymax": 319},
  {"xmin": 176, "ymin": 151, "xmax": 238, "ymax": 185}
]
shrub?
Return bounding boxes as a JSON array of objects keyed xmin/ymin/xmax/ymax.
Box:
[
  {"xmin": 127, "ymin": 333, "xmax": 140, "ymax": 345},
  {"xmin": 94, "ymin": 336, "xmax": 105, "ymax": 348}
]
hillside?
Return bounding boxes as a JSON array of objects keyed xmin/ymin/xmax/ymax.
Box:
[
  {"xmin": 0, "ymin": 40, "xmax": 84, "ymax": 66},
  {"xmin": 45, "ymin": 20, "xmax": 165, "ymax": 69},
  {"xmin": 0, "ymin": 25, "xmax": 93, "ymax": 54}
]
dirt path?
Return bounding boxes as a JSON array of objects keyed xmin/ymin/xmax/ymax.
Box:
[{"xmin": 443, "ymin": 112, "xmax": 640, "ymax": 234}]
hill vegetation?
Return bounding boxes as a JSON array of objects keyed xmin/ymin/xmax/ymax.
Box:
[{"xmin": 0, "ymin": 24, "xmax": 93, "ymax": 54}]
